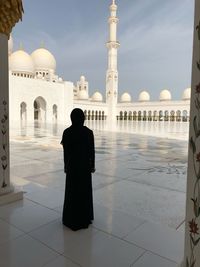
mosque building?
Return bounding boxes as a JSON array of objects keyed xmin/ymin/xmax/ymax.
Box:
[{"xmin": 8, "ymin": 0, "xmax": 190, "ymax": 123}]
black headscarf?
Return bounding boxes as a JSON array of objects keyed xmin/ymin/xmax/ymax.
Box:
[{"xmin": 70, "ymin": 108, "xmax": 85, "ymax": 126}]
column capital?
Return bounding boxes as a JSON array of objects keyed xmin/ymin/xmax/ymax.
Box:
[{"xmin": 0, "ymin": 0, "xmax": 24, "ymax": 36}]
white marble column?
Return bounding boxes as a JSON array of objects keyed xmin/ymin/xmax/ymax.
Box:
[
  {"xmin": 0, "ymin": 33, "xmax": 23, "ymax": 205},
  {"xmin": 182, "ymin": 0, "xmax": 200, "ymax": 266}
]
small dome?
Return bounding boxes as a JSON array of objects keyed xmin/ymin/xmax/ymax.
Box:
[
  {"xmin": 159, "ymin": 89, "xmax": 172, "ymax": 101},
  {"xmin": 58, "ymin": 77, "xmax": 63, "ymax": 83},
  {"xmin": 80, "ymin": 75, "xmax": 86, "ymax": 81},
  {"xmin": 31, "ymin": 48, "xmax": 56, "ymax": 72},
  {"xmin": 138, "ymin": 90, "xmax": 150, "ymax": 102},
  {"xmin": 182, "ymin": 88, "xmax": 191, "ymax": 100},
  {"xmin": 92, "ymin": 91, "xmax": 103, "ymax": 102},
  {"xmin": 9, "ymin": 49, "xmax": 34, "ymax": 74},
  {"xmin": 78, "ymin": 90, "xmax": 89, "ymax": 100},
  {"xmin": 8, "ymin": 35, "xmax": 13, "ymax": 55},
  {"xmin": 121, "ymin": 92, "xmax": 132, "ymax": 102}
]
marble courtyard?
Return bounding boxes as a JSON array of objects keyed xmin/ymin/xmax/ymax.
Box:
[{"xmin": 0, "ymin": 122, "xmax": 186, "ymax": 267}]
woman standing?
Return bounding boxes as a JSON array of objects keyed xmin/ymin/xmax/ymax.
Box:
[{"xmin": 61, "ymin": 108, "xmax": 95, "ymax": 231}]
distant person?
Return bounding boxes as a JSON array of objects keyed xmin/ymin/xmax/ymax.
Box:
[{"xmin": 61, "ymin": 108, "xmax": 95, "ymax": 231}]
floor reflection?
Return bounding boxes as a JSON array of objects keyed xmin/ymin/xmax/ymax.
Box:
[{"xmin": 11, "ymin": 120, "xmax": 189, "ymax": 141}]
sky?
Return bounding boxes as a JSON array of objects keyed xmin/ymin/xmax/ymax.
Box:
[{"xmin": 13, "ymin": 0, "xmax": 194, "ymax": 100}]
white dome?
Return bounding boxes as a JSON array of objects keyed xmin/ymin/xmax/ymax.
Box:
[
  {"xmin": 8, "ymin": 35, "xmax": 13, "ymax": 55},
  {"xmin": 92, "ymin": 91, "xmax": 103, "ymax": 102},
  {"xmin": 121, "ymin": 92, "xmax": 132, "ymax": 102},
  {"xmin": 78, "ymin": 90, "xmax": 89, "ymax": 100},
  {"xmin": 80, "ymin": 75, "xmax": 86, "ymax": 81},
  {"xmin": 182, "ymin": 88, "xmax": 191, "ymax": 100},
  {"xmin": 159, "ymin": 89, "xmax": 172, "ymax": 101},
  {"xmin": 9, "ymin": 49, "xmax": 34, "ymax": 74},
  {"xmin": 31, "ymin": 48, "xmax": 56, "ymax": 72},
  {"xmin": 138, "ymin": 90, "xmax": 150, "ymax": 102}
]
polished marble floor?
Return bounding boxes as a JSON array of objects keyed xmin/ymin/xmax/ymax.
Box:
[{"xmin": 0, "ymin": 122, "xmax": 187, "ymax": 266}]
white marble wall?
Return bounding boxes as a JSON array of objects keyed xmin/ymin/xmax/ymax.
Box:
[{"xmin": 9, "ymin": 76, "xmax": 74, "ymax": 123}]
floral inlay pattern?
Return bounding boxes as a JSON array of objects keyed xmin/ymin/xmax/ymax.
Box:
[
  {"xmin": 187, "ymin": 18, "xmax": 200, "ymax": 267},
  {"xmin": 1, "ymin": 100, "xmax": 8, "ymax": 188}
]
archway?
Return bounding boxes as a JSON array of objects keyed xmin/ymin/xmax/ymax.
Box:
[
  {"xmin": 133, "ymin": 111, "xmax": 137, "ymax": 121},
  {"xmin": 84, "ymin": 110, "xmax": 87, "ymax": 120},
  {"xmin": 148, "ymin": 111, "xmax": 152, "ymax": 121},
  {"xmin": 128, "ymin": 111, "xmax": 132, "ymax": 120},
  {"xmin": 33, "ymin": 96, "xmax": 47, "ymax": 121},
  {"xmin": 53, "ymin": 104, "xmax": 57, "ymax": 121},
  {"xmin": 170, "ymin": 110, "xmax": 175, "ymax": 121},
  {"xmin": 124, "ymin": 111, "xmax": 127, "ymax": 120},
  {"xmin": 138, "ymin": 111, "xmax": 142, "ymax": 121},
  {"xmin": 143, "ymin": 110, "xmax": 147, "ymax": 121},
  {"xmin": 102, "ymin": 111, "xmax": 105, "ymax": 120},
  {"xmin": 153, "ymin": 110, "xmax": 157, "ymax": 121},
  {"xmin": 159, "ymin": 110, "xmax": 163, "ymax": 121},
  {"xmin": 88, "ymin": 110, "xmax": 91, "ymax": 120},
  {"xmin": 182, "ymin": 110, "xmax": 188, "ymax": 122},
  {"xmin": 20, "ymin": 102, "xmax": 27, "ymax": 121},
  {"xmin": 176, "ymin": 110, "xmax": 181, "ymax": 122},
  {"xmin": 164, "ymin": 110, "xmax": 169, "ymax": 121},
  {"xmin": 91, "ymin": 110, "xmax": 94, "ymax": 120},
  {"xmin": 95, "ymin": 110, "xmax": 98, "ymax": 120},
  {"xmin": 119, "ymin": 111, "xmax": 123, "ymax": 120}
]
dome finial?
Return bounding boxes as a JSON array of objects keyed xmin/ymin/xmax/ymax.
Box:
[
  {"xmin": 19, "ymin": 42, "xmax": 24, "ymax": 51},
  {"xmin": 112, "ymin": 0, "xmax": 116, "ymax": 5},
  {"xmin": 40, "ymin": 41, "xmax": 45, "ymax": 48}
]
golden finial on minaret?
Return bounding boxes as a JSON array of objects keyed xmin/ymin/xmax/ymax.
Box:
[{"xmin": 19, "ymin": 42, "xmax": 24, "ymax": 50}]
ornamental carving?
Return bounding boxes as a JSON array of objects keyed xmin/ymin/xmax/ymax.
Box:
[
  {"xmin": 0, "ymin": 0, "xmax": 24, "ymax": 36},
  {"xmin": 108, "ymin": 17, "xmax": 119, "ymax": 24},
  {"xmin": 1, "ymin": 100, "xmax": 8, "ymax": 188},
  {"xmin": 186, "ymin": 17, "xmax": 200, "ymax": 267},
  {"xmin": 106, "ymin": 41, "xmax": 120, "ymax": 49}
]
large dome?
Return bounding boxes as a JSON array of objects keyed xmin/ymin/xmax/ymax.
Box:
[
  {"xmin": 92, "ymin": 91, "xmax": 103, "ymax": 102},
  {"xmin": 138, "ymin": 90, "xmax": 150, "ymax": 102},
  {"xmin": 159, "ymin": 89, "xmax": 172, "ymax": 101},
  {"xmin": 182, "ymin": 88, "xmax": 191, "ymax": 100},
  {"xmin": 120, "ymin": 92, "xmax": 131, "ymax": 102},
  {"xmin": 31, "ymin": 48, "xmax": 56, "ymax": 71},
  {"xmin": 78, "ymin": 90, "xmax": 89, "ymax": 100},
  {"xmin": 9, "ymin": 49, "xmax": 34, "ymax": 74},
  {"xmin": 8, "ymin": 35, "xmax": 13, "ymax": 55}
]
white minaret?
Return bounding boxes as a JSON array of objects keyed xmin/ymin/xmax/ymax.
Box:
[{"xmin": 106, "ymin": 0, "xmax": 120, "ymax": 121}]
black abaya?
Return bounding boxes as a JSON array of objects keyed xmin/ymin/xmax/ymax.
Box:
[{"xmin": 61, "ymin": 125, "xmax": 95, "ymax": 231}]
